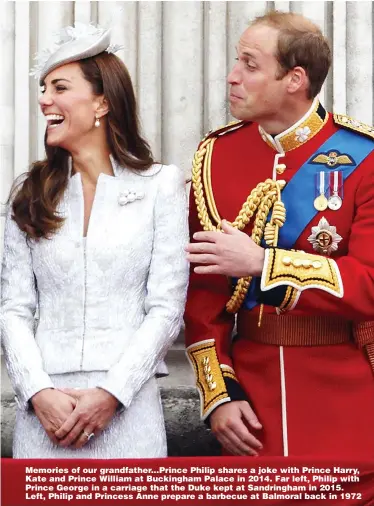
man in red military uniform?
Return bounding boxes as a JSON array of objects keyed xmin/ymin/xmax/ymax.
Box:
[{"xmin": 184, "ymin": 11, "xmax": 374, "ymax": 459}]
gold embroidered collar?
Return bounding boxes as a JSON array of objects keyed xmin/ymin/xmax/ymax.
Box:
[{"xmin": 258, "ymin": 99, "xmax": 329, "ymax": 153}]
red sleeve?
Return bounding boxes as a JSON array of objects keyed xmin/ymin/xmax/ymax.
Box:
[
  {"xmin": 184, "ymin": 188, "xmax": 247, "ymax": 420},
  {"xmin": 184, "ymin": 187, "xmax": 234, "ymax": 359}
]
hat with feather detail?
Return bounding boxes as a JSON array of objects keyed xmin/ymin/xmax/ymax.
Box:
[{"xmin": 30, "ymin": 22, "xmax": 124, "ymax": 85}]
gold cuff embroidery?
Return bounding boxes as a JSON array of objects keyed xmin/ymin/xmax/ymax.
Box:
[
  {"xmin": 278, "ymin": 286, "xmax": 300, "ymax": 313},
  {"xmin": 333, "ymin": 114, "xmax": 374, "ymax": 140},
  {"xmin": 261, "ymin": 248, "xmax": 343, "ymax": 297},
  {"xmin": 186, "ymin": 340, "xmax": 229, "ymax": 419},
  {"xmin": 220, "ymin": 364, "xmax": 238, "ymax": 382}
]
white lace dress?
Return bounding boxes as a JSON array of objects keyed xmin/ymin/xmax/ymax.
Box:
[
  {"xmin": 13, "ymin": 371, "xmax": 166, "ymax": 458},
  {"xmin": 1, "ymin": 162, "xmax": 189, "ymax": 459}
]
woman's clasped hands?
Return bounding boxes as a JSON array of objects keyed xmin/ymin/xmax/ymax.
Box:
[{"xmin": 31, "ymin": 387, "xmax": 119, "ymax": 449}]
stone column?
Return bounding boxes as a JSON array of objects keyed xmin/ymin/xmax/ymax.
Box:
[
  {"xmin": 98, "ymin": 2, "xmax": 138, "ymax": 89},
  {"xmin": 203, "ymin": 1, "xmax": 228, "ymax": 131},
  {"xmin": 0, "ymin": 2, "xmax": 15, "ymax": 256},
  {"xmin": 31, "ymin": 2, "xmax": 73, "ymax": 162},
  {"xmin": 74, "ymin": 0, "xmax": 93, "ymax": 24},
  {"xmin": 346, "ymin": 1, "xmax": 373, "ymax": 123},
  {"xmin": 14, "ymin": 2, "xmax": 30, "ymax": 179},
  {"xmin": 137, "ymin": 2, "xmax": 162, "ymax": 160},
  {"xmin": 332, "ymin": 2, "xmax": 347, "ymax": 114},
  {"xmin": 162, "ymin": 1, "xmax": 203, "ymax": 173}
]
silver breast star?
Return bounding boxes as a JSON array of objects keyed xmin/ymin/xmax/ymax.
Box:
[{"xmin": 307, "ymin": 217, "xmax": 342, "ymax": 255}]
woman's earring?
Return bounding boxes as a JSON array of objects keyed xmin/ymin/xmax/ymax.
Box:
[{"xmin": 95, "ymin": 116, "xmax": 100, "ymax": 128}]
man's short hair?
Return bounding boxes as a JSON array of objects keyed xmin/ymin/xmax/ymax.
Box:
[{"xmin": 251, "ymin": 11, "xmax": 332, "ymax": 99}]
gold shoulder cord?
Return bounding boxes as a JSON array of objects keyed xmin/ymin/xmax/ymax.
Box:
[
  {"xmin": 192, "ymin": 136, "xmax": 286, "ymax": 314},
  {"xmin": 333, "ymin": 113, "xmax": 374, "ymax": 140}
]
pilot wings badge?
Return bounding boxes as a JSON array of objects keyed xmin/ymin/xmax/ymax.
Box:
[
  {"xmin": 310, "ymin": 150, "xmax": 355, "ymax": 168},
  {"xmin": 307, "ymin": 217, "xmax": 342, "ymax": 255}
]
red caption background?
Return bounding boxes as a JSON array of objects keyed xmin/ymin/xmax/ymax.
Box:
[{"xmin": 2, "ymin": 457, "xmax": 374, "ymax": 506}]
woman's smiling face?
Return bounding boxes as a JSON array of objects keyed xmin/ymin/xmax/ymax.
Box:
[{"xmin": 39, "ymin": 62, "xmax": 103, "ymax": 150}]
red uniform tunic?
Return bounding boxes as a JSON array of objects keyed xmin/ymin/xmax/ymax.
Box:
[{"xmin": 185, "ymin": 102, "xmax": 374, "ymax": 459}]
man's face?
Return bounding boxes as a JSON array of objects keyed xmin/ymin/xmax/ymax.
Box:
[{"xmin": 228, "ymin": 23, "xmax": 289, "ymax": 123}]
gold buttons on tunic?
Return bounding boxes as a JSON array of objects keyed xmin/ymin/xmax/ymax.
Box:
[
  {"xmin": 276, "ymin": 163, "xmax": 287, "ymax": 174},
  {"xmin": 302, "ymin": 260, "xmax": 312, "ymax": 268},
  {"xmin": 282, "ymin": 255, "xmax": 322, "ymax": 270},
  {"xmin": 282, "ymin": 256, "xmax": 292, "ymax": 266}
]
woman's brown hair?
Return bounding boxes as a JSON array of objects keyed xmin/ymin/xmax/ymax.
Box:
[{"xmin": 10, "ymin": 52, "xmax": 154, "ymax": 240}]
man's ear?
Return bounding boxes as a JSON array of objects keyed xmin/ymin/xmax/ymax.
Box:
[
  {"xmin": 94, "ymin": 95, "xmax": 109, "ymax": 118},
  {"xmin": 287, "ymin": 66, "xmax": 308, "ymax": 94}
]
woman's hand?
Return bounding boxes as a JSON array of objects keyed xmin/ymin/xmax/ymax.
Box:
[
  {"xmin": 54, "ymin": 388, "xmax": 119, "ymax": 449},
  {"xmin": 31, "ymin": 388, "xmax": 77, "ymax": 445}
]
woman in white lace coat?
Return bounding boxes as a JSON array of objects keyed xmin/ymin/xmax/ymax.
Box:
[{"xmin": 1, "ymin": 26, "xmax": 189, "ymax": 458}]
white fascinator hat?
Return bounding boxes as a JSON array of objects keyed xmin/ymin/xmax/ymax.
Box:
[{"xmin": 30, "ymin": 22, "xmax": 123, "ymax": 85}]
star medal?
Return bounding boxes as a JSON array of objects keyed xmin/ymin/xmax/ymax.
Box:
[
  {"xmin": 307, "ymin": 217, "xmax": 342, "ymax": 255},
  {"xmin": 328, "ymin": 171, "xmax": 343, "ymax": 211},
  {"xmin": 314, "ymin": 171, "xmax": 328, "ymax": 211}
]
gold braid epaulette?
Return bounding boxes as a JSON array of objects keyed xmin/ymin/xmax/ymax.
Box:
[
  {"xmin": 333, "ymin": 114, "xmax": 374, "ymax": 140},
  {"xmin": 202, "ymin": 120, "xmax": 246, "ymax": 142},
  {"xmin": 191, "ymin": 133, "xmax": 286, "ymax": 314}
]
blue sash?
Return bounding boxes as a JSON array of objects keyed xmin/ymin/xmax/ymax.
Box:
[{"xmin": 241, "ymin": 128, "xmax": 373, "ymax": 309}]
